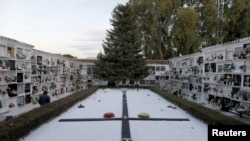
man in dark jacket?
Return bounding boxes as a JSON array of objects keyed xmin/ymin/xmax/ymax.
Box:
[{"xmin": 39, "ymin": 91, "xmax": 50, "ymax": 105}]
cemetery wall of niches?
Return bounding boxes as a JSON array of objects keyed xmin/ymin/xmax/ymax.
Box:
[
  {"xmin": 167, "ymin": 37, "xmax": 250, "ymax": 110},
  {"xmin": 0, "ymin": 36, "xmax": 87, "ymax": 114}
]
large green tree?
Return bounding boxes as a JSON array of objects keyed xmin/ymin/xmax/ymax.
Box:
[
  {"xmin": 224, "ymin": 0, "xmax": 250, "ymax": 41},
  {"xmin": 130, "ymin": 0, "xmax": 181, "ymax": 59},
  {"xmin": 171, "ymin": 8, "xmax": 200, "ymax": 56},
  {"xmin": 198, "ymin": 0, "xmax": 218, "ymax": 47},
  {"xmin": 94, "ymin": 3, "xmax": 149, "ymax": 86}
]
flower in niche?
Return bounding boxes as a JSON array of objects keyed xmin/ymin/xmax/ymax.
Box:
[
  {"xmin": 6, "ymin": 87, "xmax": 11, "ymax": 91},
  {"xmin": 11, "ymin": 76, "xmax": 17, "ymax": 82},
  {"xmin": 24, "ymin": 74, "xmax": 29, "ymax": 79},
  {"xmin": 9, "ymin": 103, "xmax": 15, "ymax": 108},
  {"xmin": 5, "ymin": 76, "xmax": 11, "ymax": 82}
]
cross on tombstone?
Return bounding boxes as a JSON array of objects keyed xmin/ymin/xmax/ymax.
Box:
[{"xmin": 59, "ymin": 90, "xmax": 190, "ymax": 140}]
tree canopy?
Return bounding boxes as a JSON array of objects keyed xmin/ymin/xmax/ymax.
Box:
[
  {"xmin": 126, "ymin": 0, "xmax": 250, "ymax": 59},
  {"xmin": 62, "ymin": 54, "xmax": 76, "ymax": 58}
]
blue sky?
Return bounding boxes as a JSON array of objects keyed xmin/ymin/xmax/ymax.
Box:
[{"xmin": 0, "ymin": 0, "xmax": 128, "ymax": 58}]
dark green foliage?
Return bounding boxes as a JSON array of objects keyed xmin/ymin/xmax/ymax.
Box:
[
  {"xmin": 224, "ymin": 0, "xmax": 250, "ymax": 42},
  {"xmin": 128, "ymin": 0, "xmax": 250, "ymax": 59},
  {"xmin": 0, "ymin": 87, "xmax": 98, "ymax": 141},
  {"xmin": 62, "ymin": 54, "xmax": 76, "ymax": 58},
  {"xmin": 94, "ymin": 4, "xmax": 149, "ymax": 85},
  {"xmin": 172, "ymin": 8, "xmax": 200, "ymax": 56},
  {"xmin": 197, "ymin": 0, "xmax": 218, "ymax": 47}
]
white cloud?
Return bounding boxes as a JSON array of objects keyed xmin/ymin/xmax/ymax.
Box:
[{"xmin": 0, "ymin": 0, "xmax": 128, "ymax": 58}]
